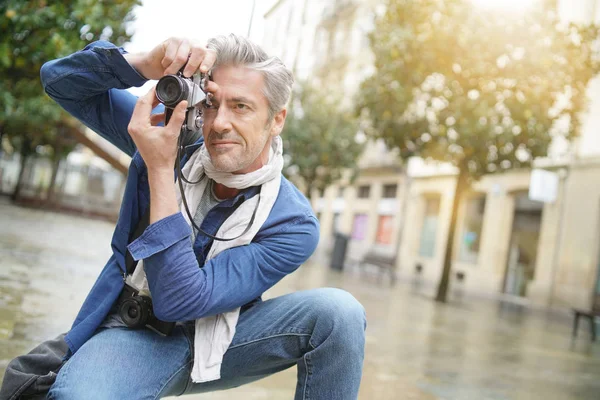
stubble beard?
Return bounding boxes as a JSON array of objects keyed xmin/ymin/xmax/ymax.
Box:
[{"xmin": 209, "ymin": 127, "xmax": 272, "ymax": 173}]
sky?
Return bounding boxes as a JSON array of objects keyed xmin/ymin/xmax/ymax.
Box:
[
  {"xmin": 123, "ymin": 0, "xmax": 274, "ymax": 95},
  {"xmin": 125, "ymin": 0, "xmax": 273, "ymax": 53}
]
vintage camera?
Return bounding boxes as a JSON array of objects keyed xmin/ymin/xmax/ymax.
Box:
[
  {"xmin": 117, "ymin": 283, "xmax": 175, "ymax": 336},
  {"xmin": 156, "ymin": 71, "xmax": 210, "ymax": 147}
]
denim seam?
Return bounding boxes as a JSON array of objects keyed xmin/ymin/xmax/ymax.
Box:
[
  {"xmin": 153, "ymin": 359, "xmax": 193, "ymax": 400},
  {"xmin": 228, "ymin": 332, "xmax": 312, "ymax": 350},
  {"xmin": 181, "ymin": 360, "xmax": 195, "ymax": 395},
  {"xmin": 302, "ymin": 352, "xmax": 312, "ymax": 400},
  {"xmin": 180, "ymin": 324, "xmax": 196, "ymax": 395},
  {"xmin": 233, "ymin": 326, "xmax": 312, "ymax": 343}
]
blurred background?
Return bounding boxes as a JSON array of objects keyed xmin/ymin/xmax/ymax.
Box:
[{"xmin": 1, "ymin": 0, "xmax": 600, "ymax": 399}]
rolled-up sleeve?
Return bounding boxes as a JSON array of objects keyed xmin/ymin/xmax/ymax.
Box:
[
  {"xmin": 40, "ymin": 41, "xmax": 149, "ymax": 157},
  {"xmin": 127, "ymin": 212, "xmax": 192, "ymax": 260}
]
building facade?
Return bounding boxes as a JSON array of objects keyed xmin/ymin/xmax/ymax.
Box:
[{"xmin": 263, "ymin": 0, "xmax": 600, "ymax": 310}]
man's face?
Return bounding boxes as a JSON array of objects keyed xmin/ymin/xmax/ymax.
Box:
[{"xmin": 201, "ymin": 65, "xmax": 284, "ymax": 174}]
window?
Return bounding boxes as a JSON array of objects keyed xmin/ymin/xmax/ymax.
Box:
[
  {"xmin": 376, "ymin": 215, "xmax": 393, "ymax": 244},
  {"xmin": 419, "ymin": 196, "xmax": 441, "ymax": 257},
  {"xmin": 351, "ymin": 214, "xmax": 368, "ymax": 240},
  {"xmin": 382, "ymin": 184, "xmax": 398, "ymax": 198},
  {"xmin": 357, "ymin": 185, "xmax": 370, "ymax": 199},
  {"xmin": 459, "ymin": 196, "xmax": 486, "ymax": 263}
]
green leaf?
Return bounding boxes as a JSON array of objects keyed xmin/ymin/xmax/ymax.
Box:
[{"xmin": 358, "ymin": 0, "xmax": 600, "ymax": 179}]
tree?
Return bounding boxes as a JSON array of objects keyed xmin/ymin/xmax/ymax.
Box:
[
  {"xmin": 0, "ymin": 0, "xmax": 139, "ymax": 199},
  {"xmin": 358, "ymin": 0, "xmax": 600, "ymax": 302},
  {"xmin": 45, "ymin": 122, "xmax": 79, "ymax": 205},
  {"xmin": 282, "ymin": 83, "xmax": 363, "ymax": 199}
]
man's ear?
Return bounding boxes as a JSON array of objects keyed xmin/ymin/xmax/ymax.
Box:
[{"xmin": 269, "ymin": 108, "xmax": 287, "ymax": 137}]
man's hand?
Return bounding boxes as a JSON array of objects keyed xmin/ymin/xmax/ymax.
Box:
[
  {"xmin": 125, "ymin": 37, "xmax": 217, "ymax": 80},
  {"xmin": 128, "ymin": 87, "xmax": 187, "ymax": 173}
]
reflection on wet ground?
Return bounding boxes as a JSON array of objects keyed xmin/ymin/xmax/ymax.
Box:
[{"xmin": 1, "ymin": 199, "xmax": 599, "ymax": 399}]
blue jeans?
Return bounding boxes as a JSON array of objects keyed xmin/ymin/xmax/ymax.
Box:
[{"xmin": 47, "ymin": 288, "xmax": 366, "ymax": 399}]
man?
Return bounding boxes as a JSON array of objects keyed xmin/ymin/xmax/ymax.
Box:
[{"xmin": 1, "ymin": 35, "xmax": 366, "ymax": 399}]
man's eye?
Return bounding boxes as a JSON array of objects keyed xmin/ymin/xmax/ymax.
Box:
[{"xmin": 236, "ymin": 103, "xmax": 249, "ymax": 110}]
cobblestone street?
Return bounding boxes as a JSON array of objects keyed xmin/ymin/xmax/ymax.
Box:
[{"xmin": 1, "ymin": 199, "xmax": 599, "ymax": 399}]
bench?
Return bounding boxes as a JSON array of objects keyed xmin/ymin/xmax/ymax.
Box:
[
  {"xmin": 359, "ymin": 251, "xmax": 397, "ymax": 284},
  {"xmin": 572, "ymin": 308, "xmax": 599, "ymax": 341}
]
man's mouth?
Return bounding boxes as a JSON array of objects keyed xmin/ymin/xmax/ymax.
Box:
[
  {"xmin": 210, "ymin": 140, "xmax": 239, "ymax": 151},
  {"xmin": 211, "ymin": 141, "xmax": 238, "ymax": 145}
]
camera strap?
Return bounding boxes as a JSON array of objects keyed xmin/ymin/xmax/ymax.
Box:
[{"xmin": 124, "ymin": 207, "xmax": 151, "ymax": 277}]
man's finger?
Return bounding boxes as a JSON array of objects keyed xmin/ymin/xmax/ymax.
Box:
[
  {"xmin": 130, "ymin": 87, "xmax": 158, "ymax": 131},
  {"xmin": 161, "ymin": 38, "xmax": 181, "ymax": 71},
  {"xmin": 200, "ymin": 49, "xmax": 216, "ymax": 73},
  {"xmin": 150, "ymin": 112, "xmax": 165, "ymax": 126},
  {"xmin": 165, "ymin": 101, "xmax": 188, "ymax": 134},
  {"xmin": 184, "ymin": 47, "xmax": 204, "ymax": 77},
  {"xmin": 165, "ymin": 39, "xmax": 190, "ymax": 76},
  {"xmin": 151, "ymin": 88, "xmax": 161, "ymax": 109}
]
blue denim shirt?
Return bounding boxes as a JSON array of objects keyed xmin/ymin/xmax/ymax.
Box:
[{"xmin": 40, "ymin": 41, "xmax": 320, "ymax": 355}]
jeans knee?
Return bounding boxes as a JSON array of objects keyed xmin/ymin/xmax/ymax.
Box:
[
  {"xmin": 48, "ymin": 361, "xmax": 118, "ymax": 400},
  {"xmin": 309, "ymin": 288, "xmax": 366, "ymax": 340}
]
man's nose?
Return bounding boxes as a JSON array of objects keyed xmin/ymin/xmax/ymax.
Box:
[{"xmin": 212, "ymin": 106, "xmax": 232, "ymax": 133}]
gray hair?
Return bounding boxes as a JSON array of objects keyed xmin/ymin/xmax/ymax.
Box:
[{"xmin": 207, "ymin": 34, "xmax": 294, "ymax": 120}]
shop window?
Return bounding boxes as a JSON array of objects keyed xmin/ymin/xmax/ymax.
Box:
[
  {"xmin": 376, "ymin": 215, "xmax": 393, "ymax": 244},
  {"xmin": 352, "ymin": 214, "xmax": 368, "ymax": 240},
  {"xmin": 459, "ymin": 196, "xmax": 486, "ymax": 263}
]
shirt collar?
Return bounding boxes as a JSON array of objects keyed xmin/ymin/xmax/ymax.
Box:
[{"xmin": 215, "ymin": 185, "xmax": 260, "ymax": 209}]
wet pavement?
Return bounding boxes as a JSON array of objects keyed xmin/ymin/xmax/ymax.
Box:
[{"xmin": 1, "ymin": 198, "xmax": 599, "ymax": 399}]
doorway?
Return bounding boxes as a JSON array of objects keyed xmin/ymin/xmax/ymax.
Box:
[
  {"xmin": 503, "ymin": 193, "xmax": 544, "ymax": 297},
  {"xmin": 594, "ymin": 253, "xmax": 600, "ymax": 312},
  {"xmin": 593, "ymin": 201, "xmax": 600, "ymax": 311}
]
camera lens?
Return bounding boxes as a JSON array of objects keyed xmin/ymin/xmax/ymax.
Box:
[
  {"xmin": 156, "ymin": 75, "xmax": 189, "ymax": 107},
  {"xmin": 127, "ymin": 307, "xmax": 139, "ymax": 319},
  {"xmin": 118, "ymin": 297, "xmax": 149, "ymax": 329}
]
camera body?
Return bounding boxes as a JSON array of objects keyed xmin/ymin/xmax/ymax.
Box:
[
  {"xmin": 156, "ymin": 71, "xmax": 210, "ymax": 147},
  {"xmin": 117, "ymin": 283, "xmax": 175, "ymax": 336}
]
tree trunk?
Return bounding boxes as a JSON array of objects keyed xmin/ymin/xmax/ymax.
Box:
[
  {"xmin": 435, "ymin": 165, "xmax": 470, "ymax": 303},
  {"xmin": 0, "ymin": 125, "xmax": 5, "ymax": 190},
  {"xmin": 46, "ymin": 157, "xmax": 62, "ymax": 206},
  {"xmin": 11, "ymin": 152, "xmax": 29, "ymax": 202},
  {"xmin": 394, "ymin": 169, "xmax": 412, "ymax": 258}
]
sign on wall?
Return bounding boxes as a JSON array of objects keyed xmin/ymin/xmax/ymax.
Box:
[{"xmin": 529, "ymin": 169, "xmax": 559, "ymax": 204}]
